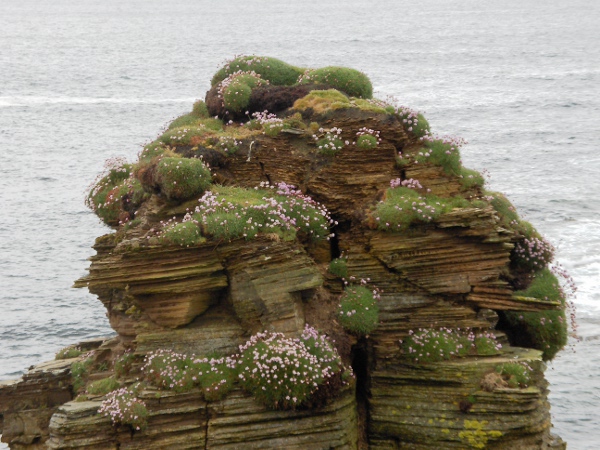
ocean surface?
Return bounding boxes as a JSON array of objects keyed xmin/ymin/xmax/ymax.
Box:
[{"xmin": 0, "ymin": 0, "xmax": 598, "ymax": 448}]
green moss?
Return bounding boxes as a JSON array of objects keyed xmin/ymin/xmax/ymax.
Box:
[
  {"xmin": 299, "ymin": 66, "xmax": 373, "ymax": 98},
  {"xmin": 371, "ymin": 187, "xmax": 471, "ymax": 231},
  {"xmin": 87, "ymin": 377, "xmax": 121, "ymax": 396},
  {"xmin": 356, "ymin": 134, "xmax": 378, "ymax": 149},
  {"xmin": 56, "ymin": 347, "xmax": 82, "ymax": 360},
  {"xmin": 155, "ymin": 157, "xmax": 212, "ymax": 201},
  {"xmin": 504, "ymin": 268, "xmax": 567, "ymax": 361},
  {"xmin": 161, "ymin": 221, "xmax": 205, "ymax": 247},
  {"xmin": 211, "ymin": 55, "xmax": 304, "ymax": 87},
  {"xmin": 338, "ymin": 285, "xmax": 379, "ymax": 335}
]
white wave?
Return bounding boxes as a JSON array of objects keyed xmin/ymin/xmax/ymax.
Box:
[{"xmin": 0, "ymin": 96, "xmax": 199, "ymax": 107}]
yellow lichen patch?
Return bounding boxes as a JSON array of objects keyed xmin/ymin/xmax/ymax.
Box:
[{"xmin": 458, "ymin": 420, "xmax": 503, "ymax": 449}]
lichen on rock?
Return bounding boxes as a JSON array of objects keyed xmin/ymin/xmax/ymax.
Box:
[{"xmin": 0, "ymin": 56, "xmax": 571, "ymax": 449}]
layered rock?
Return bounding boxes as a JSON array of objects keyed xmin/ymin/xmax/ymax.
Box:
[{"xmin": 1, "ymin": 56, "xmax": 568, "ymax": 449}]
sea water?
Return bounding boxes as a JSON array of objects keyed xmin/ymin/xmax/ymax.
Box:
[{"xmin": 1, "ymin": 0, "xmax": 598, "ymax": 448}]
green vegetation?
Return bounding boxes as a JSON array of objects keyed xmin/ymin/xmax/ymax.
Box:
[
  {"xmin": 415, "ymin": 139, "xmax": 461, "ymax": 176},
  {"xmin": 114, "ymin": 352, "xmax": 136, "ymax": 377},
  {"xmin": 314, "ymin": 127, "xmax": 344, "ymax": 155},
  {"xmin": 371, "ymin": 186, "xmax": 471, "ymax": 231},
  {"xmin": 71, "ymin": 358, "xmax": 94, "ymax": 393},
  {"xmin": 504, "ymin": 268, "xmax": 567, "ymax": 361},
  {"xmin": 474, "ymin": 336, "xmax": 502, "ymax": 356},
  {"xmin": 293, "ymin": 89, "xmax": 349, "ymax": 114},
  {"xmin": 136, "ymin": 326, "xmax": 347, "ymax": 410},
  {"xmin": 161, "ymin": 221, "xmax": 205, "ymax": 247},
  {"xmin": 211, "ymin": 55, "xmax": 304, "ymax": 87},
  {"xmin": 99, "ymin": 384, "xmax": 149, "ymax": 431},
  {"xmin": 55, "ymin": 346, "xmax": 82, "ymax": 360},
  {"xmin": 86, "ymin": 162, "xmax": 148, "ymax": 226},
  {"xmin": 293, "ymin": 89, "xmax": 388, "ymax": 115},
  {"xmin": 299, "ymin": 66, "xmax": 373, "ymax": 98},
  {"xmin": 337, "ymin": 285, "xmax": 380, "ymax": 335},
  {"xmin": 142, "ymin": 350, "xmax": 236, "ymax": 400},
  {"xmin": 222, "ymin": 72, "xmax": 265, "ymax": 112},
  {"xmin": 154, "ymin": 157, "xmax": 212, "ymax": 201},
  {"xmin": 238, "ymin": 326, "xmax": 347, "ymax": 409},
  {"xmin": 495, "ymin": 362, "xmax": 531, "ymax": 388},
  {"xmin": 356, "ymin": 134, "xmax": 378, "ymax": 149},
  {"xmin": 160, "ymin": 119, "xmax": 223, "ymax": 146},
  {"xmin": 396, "ymin": 108, "xmax": 430, "ymax": 138},
  {"xmin": 401, "ymin": 328, "xmax": 502, "ymax": 363},
  {"xmin": 329, "ymin": 258, "xmax": 348, "ymax": 278},
  {"xmin": 193, "ymin": 185, "xmax": 333, "ymax": 242},
  {"xmin": 87, "ymin": 377, "xmax": 121, "ymax": 396},
  {"xmin": 460, "ymin": 167, "xmax": 485, "ymax": 189},
  {"xmin": 192, "ymin": 100, "xmax": 209, "ymax": 118}
]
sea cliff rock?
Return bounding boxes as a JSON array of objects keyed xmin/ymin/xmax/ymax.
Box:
[{"xmin": 1, "ymin": 56, "xmax": 569, "ymax": 449}]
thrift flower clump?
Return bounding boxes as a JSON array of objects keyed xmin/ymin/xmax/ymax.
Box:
[
  {"xmin": 338, "ymin": 281, "xmax": 380, "ymax": 335},
  {"xmin": 314, "ymin": 127, "xmax": 345, "ymax": 155},
  {"xmin": 237, "ymin": 325, "xmax": 349, "ymax": 409},
  {"xmin": 86, "ymin": 157, "xmax": 147, "ymax": 226},
  {"xmin": 189, "ymin": 182, "xmax": 335, "ymax": 241},
  {"xmin": 141, "ymin": 349, "xmax": 237, "ymax": 401},
  {"xmin": 153, "ymin": 157, "xmax": 212, "ymax": 202},
  {"xmin": 400, "ymin": 328, "xmax": 503, "ymax": 363},
  {"xmin": 371, "ymin": 185, "xmax": 470, "ymax": 231},
  {"xmin": 98, "ymin": 385, "xmax": 148, "ymax": 431},
  {"xmin": 355, "ymin": 127, "xmax": 381, "ymax": 149}
]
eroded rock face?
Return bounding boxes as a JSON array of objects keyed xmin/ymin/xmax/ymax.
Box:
[{"xmin": 1, "ymin": 59, "xmax": 568, "ymax": 449}]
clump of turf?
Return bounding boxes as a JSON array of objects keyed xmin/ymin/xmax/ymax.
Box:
[
  {"xmin": 153, "ymin": 157, "xmax": 212, "ymax": 202},
  {"xmin": 337, "ymin": 284, "xmax": 380, "ymax": 335},
  {"xmin": 370, "ymin": 186, "xmax": 471, "ymax": 231},
  {"xmin": 298, "ymin": 66, "xmax": 373, "ymax": 99},
  {"xmin": 86, "ymin": 160, "xmax": 149, "ymax": 226},
  {"xmin": 503, "ymin": 268, "xmax": 567, "ymax": 361},
  {"xmin": 212, "ymin": 55, "xmax": 304, "ymax": 87}
]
